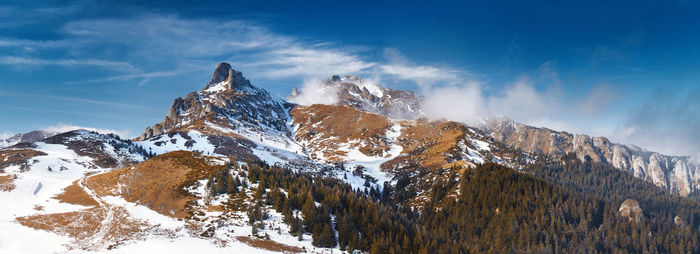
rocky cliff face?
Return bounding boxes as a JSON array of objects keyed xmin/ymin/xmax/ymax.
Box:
[
  {"xmin": 288, "ymin": 75, "xmax": 424, "ymax": 119},
  {"xmin": 488, "ymin": 117, "xmax": 700, "ymax": 196}
]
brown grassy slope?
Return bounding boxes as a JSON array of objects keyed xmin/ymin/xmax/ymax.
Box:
[
  {"xmin": 291, "ymin": 104, "xmax": 474, "ymax": 172},
  {"xmin": 236, "ymin": 236, "xmax": 305, "ymax": 253},
  {"xmin": 0, "ymin": 174, "xmax": 15, "ymax": 192},
  {"xmin": 17, "ymin": 206, "xmax": 148, "ymax": 249},
  {"xmin": 54, "ymin": 180, "xmax": 98, "ymax": 206},
  {"xmin": 291, "ymin": 104, "xmax": 393, "ymax": 161},
  {"xmin": 85, "ymin": 151, "xmax": 225, "ymax": 218},
  {"xmin": 385, "ymin": 119, "xmax": 471, "ymax": 172}
]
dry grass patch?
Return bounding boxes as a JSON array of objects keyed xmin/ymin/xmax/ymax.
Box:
[
  {"xmin": 291, "ymin": 104, "xmax": 393, "ymax": 161},
  {"xmin": 236, "ymin": 236, "xmax": 305, "ymax": 253},
  {"xmin": 0, "ymin": 174, "xmax": 15, "ymax": 192},
  {"xmin": 54, "ymin": 180, "xmax": 98, "ymax": 207},
  {"xmin": 85, "ymin": 151, "xmax": 225, "ymax": 219},
  {"xmin": 385, "ymin": 119, "xmax": 467, "ymax": 171},
  {"xmin": 17, "ymin": 206, "xmax": 149, "ymax": 250}
]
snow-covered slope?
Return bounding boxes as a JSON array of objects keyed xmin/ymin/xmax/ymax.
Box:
[{"xmin": 0, "ymin": 130, "xmax": 155, "ymax": 252}]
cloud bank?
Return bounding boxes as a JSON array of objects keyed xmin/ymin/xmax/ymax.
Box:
[{"xmin": 286, "ymin": 78, "xmax": 340, "ymax": 106}]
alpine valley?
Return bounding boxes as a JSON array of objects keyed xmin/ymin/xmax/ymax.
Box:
[{"xmin": 2, "ymin": 63, "xmax": 699, "ymax": 253}]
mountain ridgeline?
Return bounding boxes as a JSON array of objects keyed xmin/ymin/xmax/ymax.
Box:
[{"xmin": 1, "ymin": 62, "xmax": 699, "ymax": 253}]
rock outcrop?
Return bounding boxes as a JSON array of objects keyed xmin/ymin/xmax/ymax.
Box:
[
  {"xmin": 674, "ymin": 215, "xmax": 687, "ymax": 228},
  {"xmin": 619, "ymin": 199, "xmax": 644, "ymax": 223}
]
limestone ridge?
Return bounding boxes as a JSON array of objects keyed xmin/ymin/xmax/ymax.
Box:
[
  {"xmin": 488, "ymin": 117, "xmax": 700, "ymax": 196},
  {"xmin": 138, "ymin": 62, "xmax": 289, "ymax": 140}
]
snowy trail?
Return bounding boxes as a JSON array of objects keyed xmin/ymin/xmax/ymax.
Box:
[{"xmin": 77, "ymin": 175, "xmax": 115, "ymax": 247}]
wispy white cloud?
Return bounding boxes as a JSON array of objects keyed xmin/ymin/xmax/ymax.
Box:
[
  {"xmin": 0, "ymin": 131, "xmax": 14, "ymax": 140},
  {"xmin": 0, "ymin": 38, "xmax": 72, "ymax": 49},
  {"xmin": 379, "ymin": 48, "xmax": 462, "ymax": 88},
  {"xmin": 287, "ymin": 78, "xmax": 340, "ymax": 106},
  {"xmin": 1, "ymin": 15, "xmax": 464, "ymax": 88},
  {"xmin": 63, "ymin": 66, "xmax": 207, "ymax": 86},
  {"xmin": 10, "ymin": 106, "xmax": 126, "ymax": 119},
  {"xmin": 251, "ymin": 46, "xmax": 376, "ymax": 78},
  {"xmin": 0, "ymin": 56, "xmax": 140, "ymax": 72},
  {"xmin": 0, "ymin": 92, "xmax": 158, "ymax": 111},
  {"xmin": 419, "ymin": 63, "xmax": 614, "ymax": 134}
]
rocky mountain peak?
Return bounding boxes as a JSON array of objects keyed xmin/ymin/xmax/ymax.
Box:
[
  {"xmin": 329, "ymin": 74, "xmax": 342, "ymax": 83},
  {"xmin": 206, "ymin": 62, "xmax": 253, "ymax": 91},
  {"xmin": 289, "ymin": 74, "xmax": 424, "ymax": 120},
  {"xmin": 210, "ymin": 62, "xmax": 232, "ymax": 83},
  {"xmin": 138, "ymin": 62, "xmax": 288, "ymax": 141}
]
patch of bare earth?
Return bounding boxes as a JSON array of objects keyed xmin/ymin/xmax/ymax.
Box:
[
  {"xmin": 0, "ymin": 174, "xmax": 15, "ymax": 192},
  {"xmin": 85, "ymin": 151, "xmax": 225, "ymax": 219},
  {"xmin": 54, "ymin": 180, "xmax": 98, "ymax": 207},
  {"xmin": 236, "ymin": 236, "xmax": 305, "ymax": 253}
]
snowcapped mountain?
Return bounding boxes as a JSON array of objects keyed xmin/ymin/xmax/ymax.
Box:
[
  {"xmin": 3, "ymin": 62, "xmax": 699, "ymax": 253},
  {"xmin": 135, "ymin": 62, "xmax": 311, "ymax": 169},
  {"xmin": 135, "ymin": 62, "xmax": 700, "ymax": 198},
  {"xmin": 134, "ymin": 63, "xmax": 528, "ymax": 199},
  {"xmin": 0, "ymin": 130, "xmax": 58, "ymax": 148},
  {"xmin": 288, "ymin": 75, "xmax": 424, "ymax": 119}
]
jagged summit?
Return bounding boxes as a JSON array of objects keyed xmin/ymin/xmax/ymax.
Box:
[
  {"xmin": 288, "ymin": 74, "xmax": 425, "ymax": 119},
  {"xmin": 204, "ymin": 62, "xmax": 253, "ymax": 91},
  {"xmin": 210, "ymin": 62, "xmax": 232, "ymax": 83},
  {"xmin": 137, "ymin": 62, "xmax": 289, "ymax": 141}
]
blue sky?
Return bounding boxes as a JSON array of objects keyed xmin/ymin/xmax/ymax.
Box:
[{"xmin": 0, "ymin": 1, "xmax": 698, "ymax": 157}]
